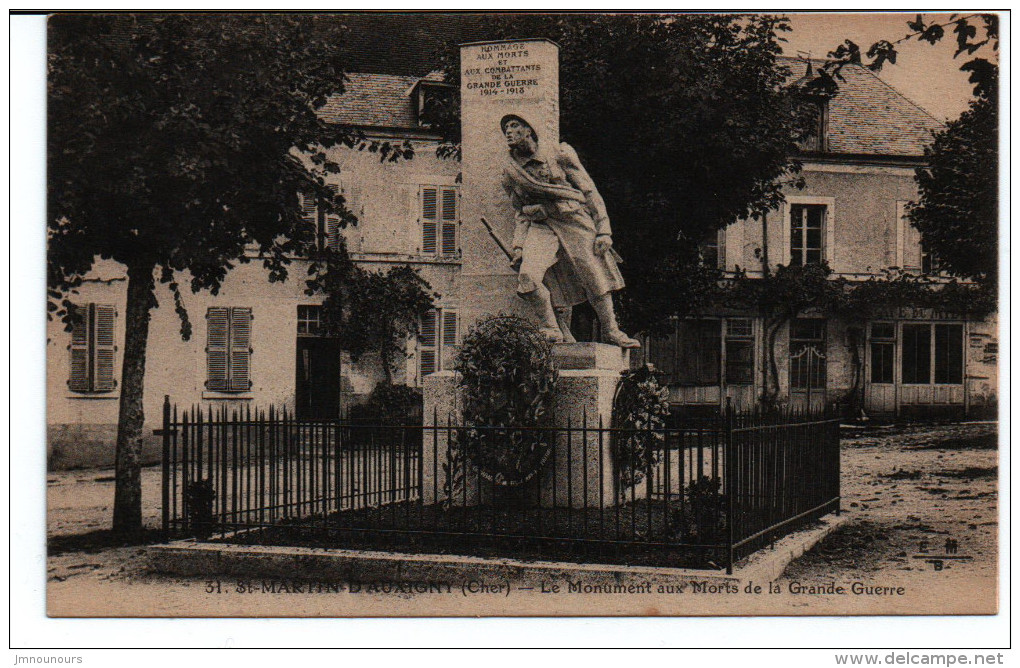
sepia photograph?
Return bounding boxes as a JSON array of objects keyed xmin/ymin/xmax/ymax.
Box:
[{"xmin": 33, "ymin": 10, "xmax": 1003, "ymax": 628}]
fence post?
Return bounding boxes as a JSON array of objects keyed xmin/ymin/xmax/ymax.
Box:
[
  {"xmin": 725, "ymin": 396, "xmax": 735, "ymax": 575},
  {"xmin": 161, "ymin": 395, "xmax": 171, "ymax": 539},
  {"xmin": 832, "ymin": 402, "xmax": 842, "ymax": 516}
]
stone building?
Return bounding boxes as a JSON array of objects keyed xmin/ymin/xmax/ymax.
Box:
[
  {"xmin": 46, "ymin": 15, "xmax": 482, "ymax": 468},
  {"xmin": 46, "ymin": 19, "xmax": 997, "ymax": 469},
  {"xmin": 641, "ymin": 60, "xmax": 998, "ymax": 418}
]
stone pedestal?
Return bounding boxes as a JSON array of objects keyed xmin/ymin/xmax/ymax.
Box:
[{"xmin": 422, "ymin": 343, "xmax": 641, "ymax": 509}]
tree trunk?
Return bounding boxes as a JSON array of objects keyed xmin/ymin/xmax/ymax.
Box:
[
  {"xmin": 380, "ymin": 344, "xmax": 394, "ymax": 385},
  {"xmin": 112, "ymin": 263, "xmax": 156, "ymax": 536},
  {"xmin": 762, "ymin": 317, "xmax": 783, "ymax": 407}
]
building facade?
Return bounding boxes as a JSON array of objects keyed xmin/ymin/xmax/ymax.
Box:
[
  {"xmin": 640, "ymin": 61, "xmax": 998, "ymax": 418},
  {"xmin": 47, "ymin": 17, "xmax": 482, "ymax": 468}
]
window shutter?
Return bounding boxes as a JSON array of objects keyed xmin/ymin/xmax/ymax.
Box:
[
  {"xmin": 648, "ymin": 320, "xmax": 678, "ymax": 383},
  {"xmin": 421, "ymin": 186, "xmax": 438, "ymax": 254},
  {"xmin": 440, "ymin": 187, "xmax": 458, "ymax": 255},
  {"xmin": 93, "ymin": 304, "xmax": 117, "ymax": 391},
  {"xmin": 300, "ymin": 190, "xmax": 318, "ymax": 226},
  {"xmin": 717, "ymin": 228, "xmax": 727, "ymax": 270},
  {"xmin": 325, "ymin": 183, "xmax": 343, "ymax": 251},
  {"xmin": 419, "ymin": 309, "xmax": 438, "ymax": 377},
  {"xmin": 903, "ymin": 219, "xmax": 923, "ymax": 270},
  {"xmin": 206, "ymin": 307, "xmax": 230, "ymax": 391},
  {"xmin": 229, "ymin": 307, "xmax": 252, "ymax": 391},
  {"xmin": 68, "ymin": 305, "xmax": 90, "ymax": 391},
  {"xmin": 441, "ymin": 309, "xmax": 459, "ymax": 346}
]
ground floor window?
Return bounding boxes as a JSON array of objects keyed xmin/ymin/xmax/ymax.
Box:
[
  {"xmin": 901, "ymin": 324, "xmax": 931, "ymax": 384},
  {"xmin": 675, "ymin": 319, "xmax": 720, "ymax": 386},
  {"xmin": 789, "ymin": 318, "xmax": 826, "ymax": 391},
  {"xmin": 870, "ymin": 322, "xmax": 896, "ymax": 384},
  {"xmin": 901, "ymin": 322, "xmax": 963, "ymax": 385},
  {"xmin": 419, "ymin": 307, "xmax": 458, "ymax": 378},
  {"xmin": 724, "ymin": 318, "xmax": 754, "ymax": 385},
  {"xmin": 871, "ymin": 321, "xmax": 965, "ymax": 387},
  {"xmin": 646, "ymin": 318, "xmax": 755, "ymax": 387},
  {"xmin": 297, "ymin": 304, "xmax": 323, "ymax": 336},
  {"xmin": 206, "ymin": 306, "xmax": 253, "ymax": 392},
  {"xmin": 68, "ymin": 302, "xmax": 117, "ymax": 393}
]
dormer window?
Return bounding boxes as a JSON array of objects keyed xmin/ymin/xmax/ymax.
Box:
[
  {"xmin": 411, "ymin": 79, "xmax": 456, "ymax": 128},
  {"xmin": 802, "ymin": 99, "xmax": 829, "ymax": 152},
  {"xmin": 792, "ymin": 61, "xmax": 832, "ymax": 153}
]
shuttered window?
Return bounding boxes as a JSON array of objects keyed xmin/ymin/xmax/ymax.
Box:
[
  {"xmin": 300, "ymin": 184, "xmax": 343, "ymax": 251},
  {"xmin": 646, "ymin": 322, "xmax": 678, "ymax": 383},
  {"xmin": 420, "ymin": 185, "xmax": 458, "ymax": 257},
  {"xmin": 419, "ymin": 309, "xmax": 438, "ymax": 377},
  {"xmin": 206, "ymin": 307, "xmax": 253, "ymax": 392},
  {"xmin": 67, "ymin": 303, "xmax": 117, "ymax": 392},
  {"xmin": 441, "ymin": 187, "xmax": 458, "ymax": 255},
  {"xmin": 419, "ymin": 307, "xmax": 458, "ymax": 379}
]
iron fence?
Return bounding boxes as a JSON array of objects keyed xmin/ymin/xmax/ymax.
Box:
[{"xmin": 161, "ymin": 396, "xmax": 840, "ymax": 572}]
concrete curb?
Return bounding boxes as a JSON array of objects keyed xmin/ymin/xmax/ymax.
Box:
[{"xmin": 149, "ymin": 513, "xmax": 849, "ymax": 588}]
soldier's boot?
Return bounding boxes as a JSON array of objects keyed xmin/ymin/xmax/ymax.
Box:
[
  {"xmin": 521, "ymin": 286, "xmax": 564, "ymax": 343},
  {"xmin": 554, "ymin": 307, "xmax": 577, "ymax": 344},
  {"xmin": 591, "ymin": 294, "xmax": 640, "ymax": 349}
]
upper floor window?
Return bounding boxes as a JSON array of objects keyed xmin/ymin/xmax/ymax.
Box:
[
  {"xmin": 699, "ymin": 228, "xmax": 726, "ymax": 270},
  {"xmin": 789, "ymin": 204, "xmax": 826, "ymax": 266},
  {"xmin": 300, "ymin": 184, "xmax": 343, "ymax": 252},
  {"xmin": 412, "ymin": 79, "xmax": 456, "ymax": 128},
  {"xmin": 206, "ymin": 307, "xmax": 253, "ymax": 392},
  {"xmin": 896, "ymin": 200, "xmax": 940, "ymax": 274},
  {"xmin": 420, "ymin": 185, "xmax": 459, "ymax": 257},
  {"xmin": 68, "ymin": 303, "xmax": 117, "ymax": 393}
]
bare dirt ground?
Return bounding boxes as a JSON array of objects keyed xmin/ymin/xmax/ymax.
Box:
[
  {"xmin": 45, "ymin": 422, "xmax": 998, "ymax": 616},
  {"xmin": 779, "ymin": 421, "xmax": 998, "ymax": 613}
]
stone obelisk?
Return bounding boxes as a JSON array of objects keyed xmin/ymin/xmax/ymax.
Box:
[{"xmin": 458, "ymin": 39, "xmax": 560, "ymax": 329}]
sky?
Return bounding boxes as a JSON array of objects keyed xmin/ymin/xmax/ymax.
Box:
[{"xmin": 781, "ymin": 12, "xmax": 995, "ymax": 122}]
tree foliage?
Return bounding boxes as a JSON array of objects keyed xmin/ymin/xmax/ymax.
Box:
[
  {"xmin": 822, "ymin": 13, "xmax": 998, "ymax": 97},
  {"xmin": 305, "ymin": 250, "xmax": 436, "ymax": 384},
  {"xmin": 910, "ymin": 83, "xmax": 998, "ymax": 287},
  {"xmin": 428, "ymin": 13, "xmax": 818, "ymax": 330},
  {"xmin": 47, "ymin": 14, "xmax": 401, "ymax": 533}
]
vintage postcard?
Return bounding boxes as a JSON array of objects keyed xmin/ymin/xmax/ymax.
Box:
[{"xmin": 41, "ymin": 11, "xmax": 1001, "ymax": 621}]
